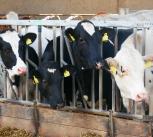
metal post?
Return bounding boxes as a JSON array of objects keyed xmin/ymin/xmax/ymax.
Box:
[
  {"xmin": 38, "ymin": 25, "xmax": 42, "ymax": 63},
  {"xmin": 99, "ymin": 27, "xmax": 103, "ymax": 110},
  {"xmin": 53, "ymin": 26, "xmax": 57, "ymax": 62},
  {"xmin": 91, "ymin": 69, "xmax": 95, "ymax": 110}
]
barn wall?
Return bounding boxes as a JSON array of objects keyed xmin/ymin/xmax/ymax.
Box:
[{"xmin": 0, "ymin": 0, "xmax": 152, "ymax": 15}]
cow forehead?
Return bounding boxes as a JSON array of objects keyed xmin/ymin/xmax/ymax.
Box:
[
  {"xmin": 81, "ymin": 22, "xmax": 95, "ymax": 36},
  {"xmin": 0, "ymin": 31, "xmax": 20, "ymax": 52}
]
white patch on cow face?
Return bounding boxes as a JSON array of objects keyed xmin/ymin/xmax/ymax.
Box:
[
  {"xmin": 47, "ymin": 68, "xmax": 56, "ymax": 73},
  {"xmin": 81, "ymin": 22, "xmax": 95, "ymax": 36},
  {"xmin": 0, "ymin": 31, "xmax": 27, "ymax": 79}
]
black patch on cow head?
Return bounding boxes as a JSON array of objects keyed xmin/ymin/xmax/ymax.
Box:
[
  {"xmin": 0, "ymin": 37, "xmax": 16, "ymax": 69},
  {"xmin": 33, "ymin": 61, "xmax": 64, "ymax": 108},
  {"xmin": 65, "ymin": 20, "xmax": 103, "ymax": 69},
  {"xmin": 18, "ymin": 32, "xmax": 38, "ymax": 77},
  {"xmin": 41, "ymin": 38, "xmax": 55, "ymax": 62}
]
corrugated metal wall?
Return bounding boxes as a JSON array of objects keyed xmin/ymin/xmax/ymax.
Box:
[{"xmin": 0, "ymin": 0, "xmax": 152, "ymax": 15}]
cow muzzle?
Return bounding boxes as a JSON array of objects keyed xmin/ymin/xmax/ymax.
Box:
[
  {"xmin": 96, "ymin": 62, "xmax": 103, "ymax": 69},
  {"xmin": 135, "ymin": 92, "xmax": 148, "ymax": 102},
  {"xmin": 18, "ymin": 67, "xmax": 27, "ymax": 75}
]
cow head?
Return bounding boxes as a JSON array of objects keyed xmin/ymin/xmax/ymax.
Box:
[
  {"xmin": 0, "ymin": 30, "xmax": 36, "ymax": 81},
  {"xmin": 65, "ymin": 20, "xmax": 104, "ymax": 69},
  {"xmin": 33, "ymin": 61, "xmax": 64, "ymax": 108}
]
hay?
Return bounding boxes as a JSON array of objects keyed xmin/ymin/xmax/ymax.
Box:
[
  {"xmin": 81, "ymin": 132, "xmax": 103, "ymax": 137},
  {"xmin": 0, "ymin": 127, "xmax": 42, "ymax": 137}
]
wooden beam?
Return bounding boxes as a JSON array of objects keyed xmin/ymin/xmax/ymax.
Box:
[{"xmin": 0, "ymin": 102, "xmax": 151, "ymax": 137}]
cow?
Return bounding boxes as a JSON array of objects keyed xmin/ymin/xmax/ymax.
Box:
[
  {"xmin": 65, "ymin": 23, "xmax": 136, "ymax": 109},
  {"xmin": 30, "ymin": 39, "xmax": 66, "ymax": 108},
  {"xmin": 104, "ymin": 29, "xmax": 152, "ymax": 113},
  {"xmin": 19, "ymin": 19, "xmax": 108, "ymax": 108},
  {"xmin": 0, "ymin": 29, "xmax": 36, "ymax": 99}
]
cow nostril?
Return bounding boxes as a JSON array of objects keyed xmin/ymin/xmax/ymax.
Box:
[{"xmin": 96, "ymin": 62, "xmax": 102, "ymax": 69}]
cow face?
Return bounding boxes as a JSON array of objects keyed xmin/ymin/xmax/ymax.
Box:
[
  {"xmin": 0, "ymin": 30, "xmax": 36, "ymax": 81},
  {"xmin": 105, "ymin": 33, "xmax": 148, "ymax": 104},
  {"xmin": 65, "ymin": 20, "xmax": 103, "ymax": 69},
  {"xmin": 33, "ymin": 61, "xmax": 64, "ymax": 108}
]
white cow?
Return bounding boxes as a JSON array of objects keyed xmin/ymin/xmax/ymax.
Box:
[{"xmin": 105, "ymin": 30, "xmax": 153, "ymax": 113}]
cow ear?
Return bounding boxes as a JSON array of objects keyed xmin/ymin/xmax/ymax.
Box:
[
  {"xmin": 22, "ymin": 33, "xmax": 37, "ymax": 46},
  {"xmin": 65, "ymin": 28, "xmax": 76, "ymax": 43}
]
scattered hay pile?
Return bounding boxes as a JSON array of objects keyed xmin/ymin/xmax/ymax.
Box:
[
  {"xmin": 0, "ymin": 127, "xmax": 42, "ymax": 137},
  {"xmin": 81, "ymin": 132, "xmax": 103, "ymax": 137}
]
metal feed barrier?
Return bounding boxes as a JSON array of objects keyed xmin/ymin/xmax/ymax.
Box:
[{"xmin": 0, "ymin": 19, "xmax": 153, "ymax": 121}]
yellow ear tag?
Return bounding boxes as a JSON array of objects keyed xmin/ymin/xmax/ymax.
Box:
[
  {"xmin": 33, "ymin": 76, "xmax": 39, "ymax": 85},
  {"xmin": 102, "ymin": 33, "xmax": 109, "ymax": 42},
  {"xmin": 64, "ymin": 70, "xmax": 70, "ymax": 77},
  {"xmin": 110, "ymin": 66, "xmax": 117, "ymax": 75},
  {"xmin": 26, "ymin": 38, "xmax": 32, "ymax": 45},
  {"xmin": 145, "ymin": 60, "xmax": 153, "ymax": 68},
  {"xmin": 69, "ymin": 34, "xmax": 75, "ymax": 42}
]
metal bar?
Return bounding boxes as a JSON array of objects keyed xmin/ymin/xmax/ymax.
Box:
[
  {"xmin": 63, "ymin": 33, "xmax": 75, "ymax": 65},
  {"xmin": 91, "ymin": 69, "xmax": 95, "ymax": 109},
  {"xmin": 25, "ymin": 46, "xmax": 29, "ymax": 101},
  {"xmin": 38, "ymin": 25, "xmax": 42, "ymax": 63},
  {"xmin": 112, "ymin": 27, "xmax": 118, "ymax": 112},
  {"xmin": 99, "ymin": 69, "xmax": 103, "ymax": 111},
  {"xmin": 72, "ymin": 74, "xmax": 76, "ymax": 107},
  {"xmin": 3, "ymin": 69, "xmax": 7, "ymax": 98},
  {"xmin": 0, "ymin": 20, "xmax": 153, "ymax": 28},
  {"xmin": 53, "ymin": 26, "xmax": 57, "ymax": 62},
  {"xmin": 99, "ymin": 28, "xmax": 103, "ymax": 111},
  {"xmin": 109, "ymin": 110, "xmax": 114, "ymax": 137},
  {"xmin": 35, "ymin": 84, "xmax": 39, "ymax": 102},
  {"xmin": 60, "ymin": 27, "xmax": 65, "ymax": 102},
  {"xmin": 26, "ymin": 58, "xmax": 38, "ymax": 69}
]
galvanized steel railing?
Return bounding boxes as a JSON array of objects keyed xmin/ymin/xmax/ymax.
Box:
[{"xmin": 0, "ymin": 19, "xmax": 153, "ymax": 120}]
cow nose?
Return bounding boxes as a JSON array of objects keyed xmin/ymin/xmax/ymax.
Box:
[
  {"xmin": 96, "ymin": 62, "xmax": 102, "ymax": 69},
  {"xmin": 135, "ymin": 92, "xmax": 148, "ymax": 102},
  {"xmin": 18, "ymin": 67, "xmax": 27, "ymax": 75}
]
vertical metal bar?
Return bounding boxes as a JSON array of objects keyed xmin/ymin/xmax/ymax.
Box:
[
  {"xmin": 72, "ymin": 74, "xmax": 76, "ymax": 107},
  {"xmin": 99, "ymin": 27, "xmax": 103, "ymax": 111},
  {"xmin": 60, "ymin": 27, "xmax": 64, "ymax": 67},
  {"xmin": 109, "ymin": 110, "xmax": 114, "ymax": 137},
  {"xmin": 62, "ymin": 27, "xmax": 76, "ymax": 107},
  {"xmin": 35, "ymin": 84, "xmax": 39, "ymax": 102},
  {"xmin": 25, "ymin": 45, "xmax": 29, "ymax": 101},
  {"xmin": 60, "ymin": 27, "xmax": 65, "ymax": 100},
  {"xmin": 53, "ymin": 26, "xmax": 57, "ymax": 62},
  {"xmin": 91, "ymin": 69, "xmax": 95, "ymax": 109},
  {"xmin": 111, "ymin": 77, "xmax": 116, "ymax": 112},
  {"xmin": 25, "ymin": 25, "xmax": 30, "ymax": 101},
  {"xmin": 112, "ymin": 27, "xmax": 118, "ymax": 112},
  {"xmin": 4, "ymin": 69, "xmax": 7, "ymax": 98},
  {"xmin": 38, "ymin": 25, "xmax": 42, "ymax": 63},
  {"xmin": 133, "ymin": 27, "xmax": 138, "ymax": 114},
  {"xmin": 99, "ymin": 69, "xmax": 103, "ymax": 110}
]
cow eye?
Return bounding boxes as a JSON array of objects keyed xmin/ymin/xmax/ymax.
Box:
[{"xmin": 79, "ymin": 38, "xmax": 85, "ymax": 42}]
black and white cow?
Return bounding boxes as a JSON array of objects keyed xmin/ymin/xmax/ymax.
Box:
[
  {"xmin": 31, "ymin": 39, "xmax": 65, "ymax": 108},
  {"xmin": 0, "ymin": 29, "xmax": 36, "ymax": 98},
  {"xmin": 19, "ymin": 20, "xmax": 106, "ymax": 108}
]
